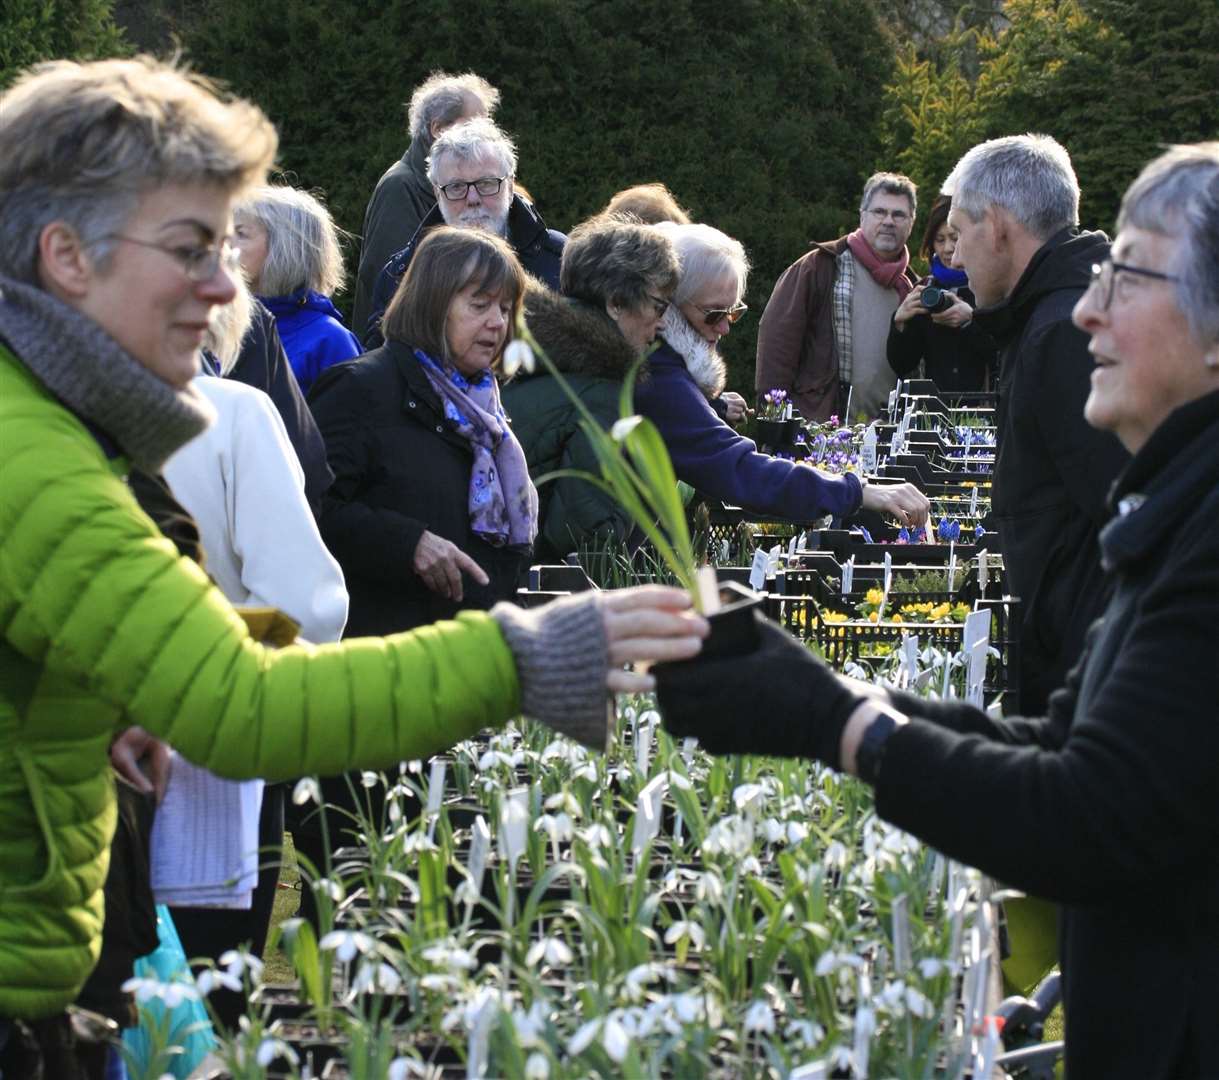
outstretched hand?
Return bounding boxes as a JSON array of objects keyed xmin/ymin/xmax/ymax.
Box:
[
  {"xmin": 413, "ymin": 529, "xmax": 490, "ymax": 602},
  {"xmin": 602, "ymin": 585, "xmax": 709, "ymax": 694},
  {"xmin": 654, "ymin": 614, "xmax": 865, "ymax": 765},
  {"xmin": 860, "ymin": 481, "xmax": 931, "ymax": 528}
]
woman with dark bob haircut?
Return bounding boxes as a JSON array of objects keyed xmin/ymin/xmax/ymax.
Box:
[
  {"xmin": 502, "ymin": 215, "xmax": 680, "ymax": 560},
  {"xmin": 886, "ymin": 193, "xmax": 997, "ymax": 397},
  {"xmin": 0, "ymin": 58, "xmax": 705, "ymax": 1075},
  {"xmin": 658, "ymin": 142, "xmax": 1219, "ymax": 1079}
]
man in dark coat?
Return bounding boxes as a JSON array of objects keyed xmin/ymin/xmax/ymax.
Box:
[
  {"xmin": 362, "ymin": 118, "xmax": 565, "ymax": 348},
  {"xmin": 352, "ymin": 72, "xmax": 500, "ymax": 335},
  {"xmin": 945, "ymin": 134, "xmax": 1129, "ymax": 716}
]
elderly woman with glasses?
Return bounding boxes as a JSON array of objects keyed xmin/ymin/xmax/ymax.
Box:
[
  {"xmin": 635, "ymin": 222, "xmax": 929, "ymax": 527},
  {"xmin": 0, "ymin": 58, "xmax": 705, "ymax": 1071},
  {"xmin": 502, "ymin": 215, "xmax": 680, "ymax": 560},
  {"xmin": 658, "ymin": 143, "xmax": 1219, "ymax": 1080}
]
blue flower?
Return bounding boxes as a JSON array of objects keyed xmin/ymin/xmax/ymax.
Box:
[{"xmin": 975, "ymin": 524, "xmax": 986, "ymax": 539}]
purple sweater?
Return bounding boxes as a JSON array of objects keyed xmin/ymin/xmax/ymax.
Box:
[{"xmin": 634, "ymin": 340, "xmax": 862, "ymax": 520}]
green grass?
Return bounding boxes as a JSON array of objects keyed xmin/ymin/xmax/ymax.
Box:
[{"xmin": 263, "ymin": 831, "xmax": 301, "ymax": 984}]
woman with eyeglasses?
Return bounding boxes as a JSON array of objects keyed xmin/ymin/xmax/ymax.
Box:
[
  {"xmin": 657, "ymin": 142, "xmax": 1219, "ymax": 1080},
  {"xmin": 634, "ymin": 222, "xmax": 930, "ymax": 527},
  {"xmin": 0, "ymin": 59, "xmax": 706, "ymax": 1075},
  {"xmin": 502, "ymin": 216, "xmax": 680, "ymax": 561}
]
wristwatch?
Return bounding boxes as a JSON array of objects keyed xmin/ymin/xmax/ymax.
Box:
[{"xmin": 856, "ymin": 709, "xmax": 900, "ymax": 784}]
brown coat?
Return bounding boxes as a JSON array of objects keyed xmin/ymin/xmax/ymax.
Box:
[{"xmin": 756, "ymin": 236, "xmax": 917, "ymax": 421}]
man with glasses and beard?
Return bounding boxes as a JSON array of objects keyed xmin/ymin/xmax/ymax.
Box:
[
  {"xmin": 361, "ymin": 118, "xmax": 565, "ymax": 348},
  {"xmin": 757, "ymin": 172, "xmax": 920, "ymax": 422}
]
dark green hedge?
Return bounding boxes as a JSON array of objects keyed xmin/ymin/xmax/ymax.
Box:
[{"xmin": 175, "ymin": 0, "xmax": 897, "ymax": 395}]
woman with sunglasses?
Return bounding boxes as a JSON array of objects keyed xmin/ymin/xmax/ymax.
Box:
[
  {"xmin": 635, "ymin": 222, "xmax": 930, "ymax": 527},
  {"xmin": 503, "ymin": 215, "xmax": 680, "ymax": 561},
  {"xmin": 657, "ymin": 143, "xmax": 1219, "ymax": 1079}
]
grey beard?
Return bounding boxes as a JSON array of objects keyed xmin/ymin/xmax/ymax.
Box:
[{"xmin": 455, "ymin": 209, "xmax": 510, "ymax": 237}]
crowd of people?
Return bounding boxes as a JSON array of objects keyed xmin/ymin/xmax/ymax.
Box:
[{"xmin": 0, "ymin": 55, "xmax": 1216, "ymax": 1080}]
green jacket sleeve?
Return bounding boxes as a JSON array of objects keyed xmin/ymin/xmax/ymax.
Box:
[{"xmin": 0, "ymin": 403, "xmax": 520, "ymax": 782}]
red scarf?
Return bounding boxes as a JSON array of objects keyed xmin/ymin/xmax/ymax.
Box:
[{"xmin": 846, "ymin": 229, "xmax": 913, "ymax": 299}]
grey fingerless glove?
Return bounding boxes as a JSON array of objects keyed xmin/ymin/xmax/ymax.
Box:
[{"xmin": 490, "ymin": 592, "xmax": 611, "ymax": 751}]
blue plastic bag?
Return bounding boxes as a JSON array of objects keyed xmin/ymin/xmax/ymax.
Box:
[{"xmin": 122, "ymin": 905, "xmax": 216, "ymax": 1079}]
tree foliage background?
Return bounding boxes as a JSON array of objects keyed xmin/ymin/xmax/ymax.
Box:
[{"xmin": 2, "ymin": 0, "xmax": 1216, "ymax": 393}]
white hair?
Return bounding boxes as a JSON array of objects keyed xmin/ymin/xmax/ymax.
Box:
[
  {"xmin": 406, "ymin": 71, "xmax": 499, "ymax": 143},
  {"xmin": 426, "ymin": 117, "xmax": 517, "ymax": 184},
  {"xmin": 653, "ymin": 221, "xmax": 750, "ymax": 305},
  {"xmin": 235, "ymin": 184, "xmax": 347, "ymax": 298}
]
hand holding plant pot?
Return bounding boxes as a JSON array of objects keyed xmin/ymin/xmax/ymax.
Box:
[{"xmin": 654, "ymin": 615, "xmax": 866, "ymax": 766}]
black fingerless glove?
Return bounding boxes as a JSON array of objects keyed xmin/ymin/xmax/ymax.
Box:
[{"xmin": 654, "ymin": 613, "xmax": 865, "ymax": 767}]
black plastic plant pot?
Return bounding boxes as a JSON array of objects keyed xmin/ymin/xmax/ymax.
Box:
[
  {"xmin": 700, "ymin": 580, "xmax": 764, "ymax": 660},
  {"xmin": 754, "ymin": 417, "xmax": 794, "ymax": 448}
]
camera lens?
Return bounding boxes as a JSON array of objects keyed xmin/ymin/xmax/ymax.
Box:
[{"xmin": 920, "ymin": 285, "xmax": 951, "ymax": 314}]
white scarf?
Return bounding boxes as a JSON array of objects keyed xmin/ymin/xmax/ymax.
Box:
[{"xmin": 658, "ymin": 307, "xmax": 727, "ymax": 400}]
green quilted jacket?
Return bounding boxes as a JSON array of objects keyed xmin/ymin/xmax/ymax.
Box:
[{"xmin": 0, "ymin": 346, "xmax": 520, "ymax": 1019}]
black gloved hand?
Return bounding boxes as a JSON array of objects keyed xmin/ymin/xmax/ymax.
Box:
[{"xmin": 654, "ymin": 613, "xmax": 865, "ymax": 767}]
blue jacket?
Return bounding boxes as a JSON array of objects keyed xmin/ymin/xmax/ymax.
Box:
[
  {"xmin": 261, "ymin": 289, "xmax": 362, "ymax": 396},
  {"xmin": 634, "ymin": 339, "xmax": 863, "ymax": 520},
  {"xmin": 363, "ymin": 196, "xmax": 566, "ymax": 347}
]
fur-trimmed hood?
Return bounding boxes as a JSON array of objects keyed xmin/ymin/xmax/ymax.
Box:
[
  {"xmin": 657, "ymin": 307, "xmax": 727, "ymax": 400},
  {"xmin": 519, "ymin": 282, "xmax": 640, "ymax": 381}
]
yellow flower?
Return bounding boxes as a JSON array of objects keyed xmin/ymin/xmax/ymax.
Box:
[
  {"xmin": 865, "ymin": 588, "xmax": 884, "ymax": 605},
  {"xmin": 821, "ymin": 610, "xmax": 849, "ymax": 624},
  {"xmin": 891, "ymin": 613, "xmax": 903, "ymax": 623}
]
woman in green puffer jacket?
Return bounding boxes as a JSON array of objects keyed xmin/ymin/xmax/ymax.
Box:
[{"xmin": 0, "ymin": 56, "xmax": 707, "ymax": 1052}]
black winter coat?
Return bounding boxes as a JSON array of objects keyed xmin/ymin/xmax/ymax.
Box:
[
  {"xmin": 502, "ymin": 287, "xmax": 639, "ymax": 561},
  {"xmin": 227, "ymin": 302, "xmax": 333, "ymax": 516},
  {"xmin": 309, "ymin": 341, "xmax": 528, "ymax": 635},
  {"xmin": 971, "ymin": 229, "xmax": 1128, "ymax": 712},
  {"xmin": 362, "ymin": 196, "xmax": 566, "ymax": 347},
  {"xmin": 885, "ymin": 284, "xmax": 997, "ymax": 395},
  {"xmin": 877, "ymin": 389, "xmax": 1219, "ymax": 1078}
]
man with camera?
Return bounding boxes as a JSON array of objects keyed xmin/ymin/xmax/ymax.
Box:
[{"xmin": 756, "ymin": 172, "xmax": 920, "ymax": 421}]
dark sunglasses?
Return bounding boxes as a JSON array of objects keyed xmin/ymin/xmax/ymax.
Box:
[{"xmin": 692, "ymin": 301, "xmax": 748, "ymax": 326}]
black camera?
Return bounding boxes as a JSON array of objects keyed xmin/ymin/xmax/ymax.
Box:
[{"xmin": 920, "ymin": 284, "xmax": 953, "ymax": 314}]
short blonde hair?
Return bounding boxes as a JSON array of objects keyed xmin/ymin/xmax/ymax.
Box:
[
  {"xmin": 236, "ymin": 185, "xmax": 347, "ymax": 298},
  {"xmin": 0, "ymin": 55, "xmax": 277, "ymax": 285}
]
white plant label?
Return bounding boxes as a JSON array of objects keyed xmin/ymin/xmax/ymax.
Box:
[
  {"xmin": 768, "ymin": 544, "xmax": 782, "ymax": 578},
  {"xmin": 861, "ymin": 422, "xmax": 878, "ymax": 474},
  {"xmin": 947, "ymin": 548, "xmax": 958, "ymax": 593},
  {"xmin": 499, "ymin": 787, "xmax": 529, "ymax": 873},
  {"xmin": 635, "ymin": 713, "xmax": 653, "ymax": 775},
  {"xmin": 695, "ymin": 564, "xmax": 720, "ymax": 614},
  {"xmin": 892, "ymin": 893, "xmax": 912, "ymax": 974},
  {"xmin": 970, "ymin": 484, "xmax": 979, "ymax": 516},
  {"xmin": 964, "ymin": 609, "xmax": 991, "ymax": 707},
  {"xmin": 632, "ymin": 774, "xmax": 668, "ymax": 854},
  {"xmin": 977, "ymin": 548, "xmax": 988, "ymax": 591},
  {"xmin": 748, "ymin": 548, "xmax": 768, "ymax": 591},
  {"xmin": 467, "ymin": 815, "xmax": 490, "ymax": 896},
  {"xmin": 425, "ymin": 758, "xmax": 446, "ymax": 842},
  {"xmin": 719, "ymin": 538, "xmax": 730, "ymax": 563},
  {"xmin": 788, "ymin": 533, "xmax": 798, "ymax": 556},
  {"xmin": 841, "ymin": 556, "xmax": 854, "ymax": 596}
]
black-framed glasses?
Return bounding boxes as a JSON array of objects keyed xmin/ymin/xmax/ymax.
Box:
[
  {"xmin": 643, "ymin": 292, "xmax": 670, "ymax": 318},
  {"xmin": 1089, "ymin": 259, "xmax": 1180, "ymax": 311},
  {"xmin": 692, "ymin": 300, "xmax": 748, "ymax": 326},
  {"xmin": 438, "ymin": 176, "xmax": 506, "ymax": 201},
  {"xmin": 106, "ymin": 234, "xmax": 242, "ymax": 282}
]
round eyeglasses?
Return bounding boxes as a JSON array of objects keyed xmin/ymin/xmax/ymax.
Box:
[
  {"xmin": 106, "ymin": 235, "xmax": 242, "ymax": 283},
  {"xmin": 1088, "ymin": 258, "xmax": 1180, "ymax": 312}
]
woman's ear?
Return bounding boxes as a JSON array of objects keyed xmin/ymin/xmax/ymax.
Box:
[
  {"xmin": 37, "ymin": 221, "xmax": 94, "ymax": 299},
  {"xmin": 605, "ymin": 298, "xmax": 622, "ymax": 321}
]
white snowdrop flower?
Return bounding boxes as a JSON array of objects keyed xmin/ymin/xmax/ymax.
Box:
[
  {"xmin": 828, "ymin": 1044, "xmax": 854, "ymax": 1072},
  {"xmin": 219, "ymin": 949, "xmax": 264, "ymax": 983},
  {"xmin": 359, "ymin": 770, "xmax": 380, "ymax": 788},
  {"xmin": 358, "ymin": 962, "xmax": 403, "ymax": 995},
  {"xmin": 732, "ymin": 782, "xmax": 767, "ymax": 813},
  {"xmin": 880, "ymin": 980, "xmax": 907, "ymax": 1010},
  {"xmin": 319, "ymin": 930, "xmax": 373, "ymax": 963},
  {"xmin": 702, "ymin": 815, "xmax": 754, "ymax": 859},
  {"xmin": 579, "ymin": 823, "xmax": 613, "ymax": 849},
  {"xmin": 535, "ymin": 812, "xmax": 574, "ymax": 843},
  {"xmin": 566, "ymin": 1018, "xmax": 602, "ymax": 1057},
  {"xmin": 672, "ymin": 993, "xmax": 702, "ymax": 1025},
  {"xmin": 400, "ymin": 830, "xmax": 438, "ymax": 854},
  {"xmin": 255, "ymin": 1037, "xmax": 297, "ymax": 1068},
  {"xmin": 524, "ymin": 1051, "xmax": 550, "ymax": 1080},
  {"xmin": 291, "ymin": 777, "xmax": 320, "ymax": 805},
  {"xmin": 543, "ymin": 790, "xmax": 580, "ymax": 815},
  {"xmin": 824, "ymin": 841, "xmax": 848, "ymax": 869},
  {"xmin": 478, "ymin": 749, "xmax": 511, "ymax": 771},
  {"xmin": 663, "ymin": 921, "xmax": 705, "ymax": 950},
  {"xmin": 918, "ymin": 957, "xmax": 947, "ymax": 980},
  {"xmin": 512, "ymin": 1002, "xmax": 547, "ymax": 1048},
  {"xmin": 743, "ymin": 1000, "xmax": 776, "ymax": 1035},
  {"xmin": 387, "ymin": 1058, "xmax": 428, "ymax": 1080},
  {"xmin": 741, "ymin": 855, "xmax": 762, "ymax": 875},
  {"xmin": 572, "ymin": 760, "xmax": 598, "ymax": 783},
  {"xmin": 311, "ymin": 877, "xmax": 345, "ymax": 902},
  {"xmin": 786, "ymin": 820, "xmax": 809, "ymax": 844},
  {"xmin": 502, "ymin": 338, "xmax": 536, "ymax": 377},
  {"xmin": 785, "ymin": 1018, "xmax": 824, "ymax": 1048},
  {"xmin": 696, "ymin": 869, "xmax": 724, "ymax": 904},
  {"xmin": 195, "ymin": 967, "xmax": 241, "ymax": 996},
  {"xmin": 624, "ymin": 962, "xmax": 672, "ymax": 1000},
  {"xmin": 422, "ymin": 943, "xmax": 477, "ymax": 972},
  {"xmin": 525, "ymin": 937, "xmax": 574, "ymax": 968},
  {"xmin": 763, "ymin": 818, "xmax": 786, "ymax": 844},
  {"xmin": 665, "ymin": 770, "xmax": 693, "ymax": 792},
  {"xmin": 453, "ymin": 879, "xmax": 479, "ymax": 907},
  {"xmin": 419, "ymin": 974, "xmax": 460, "ymax": 993},
  {"xmin": 906, "ymin": 986, "xmax": 934, "ymax": 1017},
  {"xmin": 602, "ymin": 1016, "xmax": 630, "ymax": 1064}
]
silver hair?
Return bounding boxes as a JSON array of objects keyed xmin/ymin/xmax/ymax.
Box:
[
  {"xmin": 859, "ymin": 171, "xmax": 917, "ymax": 217},
  {"xmin": 407, "ymin": 71, "xmax": 500, "ymax": 144},
  {"xmin": 235, "ymin": 184, "xmax": 347, "ymax": 298},
  {"xmin": 1118, "ymin": 142, "xmax": 1219, "ymax": 347},
  {"xmin": 653, "ymin": 221, "xmax": 750, "ymax": 306},
  {"xmin": 426, "ymin": 117, "xmax": 517, "ymax": 185},
  {"xmin": 204, "ymin": 268, "xmax": 254, "ymax": 375},
  {"xmin": 944, "ymin": 133, "xmax": 1079, "ymax": 240}
]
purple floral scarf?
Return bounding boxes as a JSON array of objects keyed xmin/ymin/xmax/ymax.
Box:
[{"xmin": 416, "ymin": 349, "xmax": 538, "ymax": 548}]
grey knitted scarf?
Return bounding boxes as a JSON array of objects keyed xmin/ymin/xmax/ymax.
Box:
[{"xmin": 0, "ymin": 274, "xmax": 214, "ymax": 472}]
